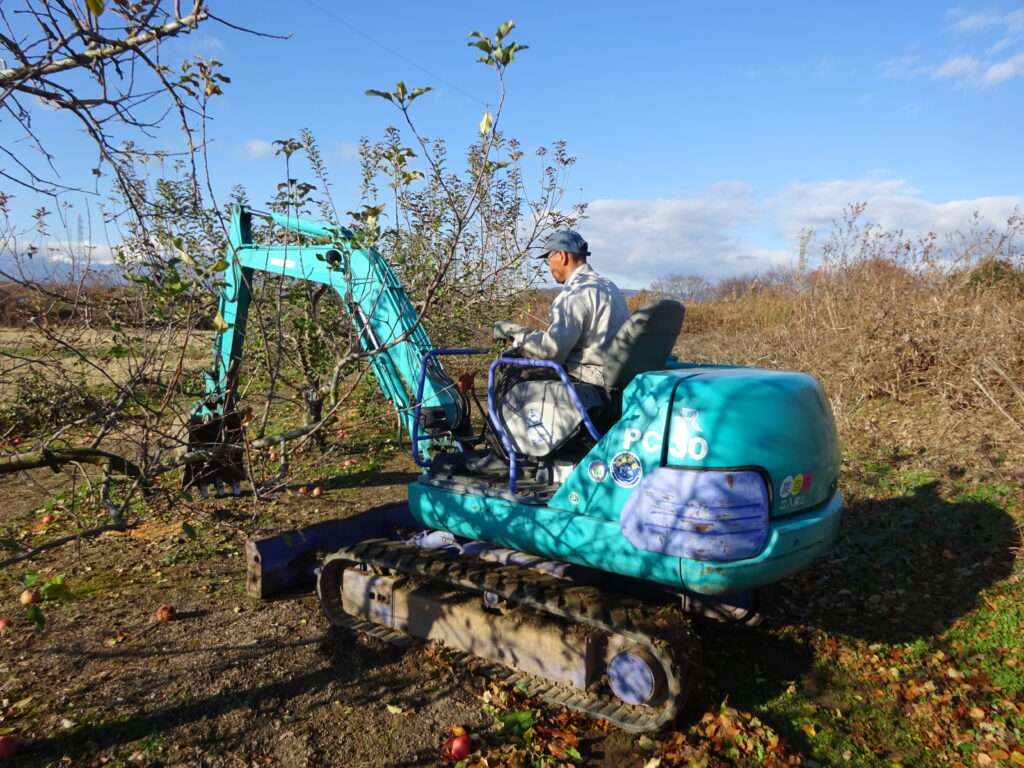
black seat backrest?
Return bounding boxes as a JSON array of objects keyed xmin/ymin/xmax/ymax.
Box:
[{"xmin": 603, "ymin": 299, "xmax": 685, "ymax": 392}]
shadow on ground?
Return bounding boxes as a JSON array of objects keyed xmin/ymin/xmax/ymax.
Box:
[
  {"xmin": 783, "ymin": 481, "xmax": 1018, "ymax": 643},
  {"xmin": 696, "ymin": 481, "xmax": 1019, "ymax": 760}
]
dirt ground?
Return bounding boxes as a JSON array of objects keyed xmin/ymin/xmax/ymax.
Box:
[
  {"xmin": 5, "ymin": 444, "xmax": 1018, "ymax": 767},
  {"xmin": 0, "ymin": 453, "xmax": 648, "ymax": 768}
]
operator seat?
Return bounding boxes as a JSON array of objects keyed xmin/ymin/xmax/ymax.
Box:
[
  {"xmin": 603, "ymin": 299, "xmax": 686, "ymax": 393},
  {"xmin": 455, "ymin": 299, "xmax": 686, "ymax": 482},
  {"xmin": 491, "ymin": 299, "xmax": 686, "ymax": 462}
]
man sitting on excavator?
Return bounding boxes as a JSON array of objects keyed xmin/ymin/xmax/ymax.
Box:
[{"xmin": 494, "ymin": 230, "xmax": 630, "ymax": 386}]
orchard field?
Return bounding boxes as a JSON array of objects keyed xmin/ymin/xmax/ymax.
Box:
[{"xmin": 1, "ymin": 221, "xmax": 1022, "ymax": 767}]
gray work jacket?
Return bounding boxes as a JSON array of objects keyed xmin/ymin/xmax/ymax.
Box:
[{"xmin": 509, "ymin": 263, "xmax": 630, "ymax": 386}]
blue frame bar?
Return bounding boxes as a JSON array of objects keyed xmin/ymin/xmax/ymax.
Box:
[
  {"xmin": 487, "ymin": 357, "xmax": 605, "ymax": 493},
  {"xmin": 411, "ymin": 348, "xmax": 487, "ymax": 466}
]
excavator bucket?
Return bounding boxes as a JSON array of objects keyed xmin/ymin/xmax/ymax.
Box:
[{"xmin": 182, "ymin": 407, "xmax": 246, "ymax": 498}]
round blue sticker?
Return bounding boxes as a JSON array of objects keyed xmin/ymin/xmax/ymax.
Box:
[
  {"xmin": 610, "ymin": 451, "xmax": 643, "ymax": 488},
  {"xmin": 587, "ymin": 460, "xmax": 608, "ymax": 483}
]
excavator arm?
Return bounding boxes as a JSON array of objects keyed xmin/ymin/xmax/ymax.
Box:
[{"xmin": 185, "ymin": 205, "xmax": 466, "ymax": 494}]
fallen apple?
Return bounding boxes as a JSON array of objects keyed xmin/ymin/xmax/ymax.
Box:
[
  {"xmin": 19, "ymin": 588, "xmax": 40, "ymax": 606},
  {"xmin": 41, "ymin": 514, "xmax": 55, "ymax": 524},
  {"xmin": 0, "ymin": 618, "xmax": 11, "ymax": 634},
  {"xmin": 297, "ymin": 486, "xmax": 308, "ymax": 495},
  {"xmin": 310, "ymin": 486, "xmax": 322, "ymax": 497},
  {"xmin": 269, "ymin": 450, "xmax": 278, "ymax": 461},
  {"xmin": 0, "ymin": 734, "xmax": 21, "ymax": 758},
  {"xmin": 448, "ymin": 733, "xmax": 472, "ymax": 759},
  {"xmin": 156, "ymin": 604, "xmax": 177, "ymax": 622}
]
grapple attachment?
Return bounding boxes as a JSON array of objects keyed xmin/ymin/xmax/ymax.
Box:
[{"xmin": 182, "ymin": 393, "xmax": 246, "ymax": 498}]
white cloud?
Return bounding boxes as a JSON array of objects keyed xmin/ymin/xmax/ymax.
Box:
[
  {"xmin": 43, "ymin": 240, "xmax": 115, "ymax": 265},
  {"xmin": 934, "ymin": 55, "xmax": 982, "ymax": 79},
  {"xmin": 881, "ymin": 55, "xmax": 928, "ymax": 79},
  {"xmin": 983, "ymin": 52, "xmax": 1024, "ymax": 83},
  {"xmin": 329, "ymin": 141, "xmax": 361, "ymax": 164},
  {"xmin": 887, "ymin": 8, "xmax": 1024, "ymax": 87},
  {"xmin": 582, "ymin": 185, "xmax": 785, "ymax": 288},
  {"xmin": 774, "ymin": 179, "xmax": 1021, "ymax": 239},
  {"xmin": 243, "ymin": 139, "xmax": 275, "ymax": 159},
  {"xmin": 167, "ymin": 33, "xmax": 226, "ymax": 57},
  {"xmin": 578, "ymin": 177, "xmax": 1024, "ymax": 289},
  {"xmin": 948, "ymin": 11, "xmax": 1003, "ymax": 33}
]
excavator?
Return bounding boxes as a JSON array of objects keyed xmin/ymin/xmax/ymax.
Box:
[{"xmin": 187, "ymin": 205, "xmax": 844, "ymax": 732}]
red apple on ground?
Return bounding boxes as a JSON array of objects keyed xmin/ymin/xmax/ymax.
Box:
[
  {"xmin": 0, "ymin": 735, "xmax": 21, "ymax": 758},
  {"xmin": 19, "ymin": 588, "xmax": 40, "ymax": 605},
  {"xmin": 156, "ymin": 604, "xmax": 176, "ymax": 622},
  {"xmin": 449, "ymin": 734, "xmax": 472, "ymax": 759},
  {"xmin": 41, "ymin": 514, "xmax": 55, "ymax": 524},
  {"xmin": 0, "ymin": 619, "xmax": 12, "ymax": 634}
]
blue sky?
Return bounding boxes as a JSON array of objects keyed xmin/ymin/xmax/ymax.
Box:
[{"xmin": 5, "ymin": 1, "xmax": 1023, "ymax": 288}]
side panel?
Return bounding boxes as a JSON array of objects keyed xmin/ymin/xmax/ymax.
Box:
[
  {"xmin": 407, "ymin": 481, "xmax": 683, "ymax": 588},
  {"xmin": 409, "ymin": 478, "xmax": 843, "ymax": 594}
]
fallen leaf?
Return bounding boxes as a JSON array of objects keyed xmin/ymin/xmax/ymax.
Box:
[{"xmin": 801, "ymin": 722, "xmax": 817, "ymax": 737}]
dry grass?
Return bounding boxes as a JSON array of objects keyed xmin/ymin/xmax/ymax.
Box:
[{"xmin": 681, "ymin": 258, "xmax": 1024, "ymax": 484}]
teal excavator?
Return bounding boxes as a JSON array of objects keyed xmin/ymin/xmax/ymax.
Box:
[{"xmin": 188, "ymin": 206, "xmax": 843, "ymax": 732}]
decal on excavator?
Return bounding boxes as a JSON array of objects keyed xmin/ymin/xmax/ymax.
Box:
[
  {"xmin": 611, "ymin": 451, "xmax": 643, "ymax": 487},
  {"xmin": 777, "ymin": 472, "xmax": 815, "ymax": 511},
  {"xmin": 623, "ymin": 408, "xmax": 709, "ymax": 461}
]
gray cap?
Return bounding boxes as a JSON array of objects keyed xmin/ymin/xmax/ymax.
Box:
[{"xmin": 538, "ymin": 230, "xmax": 590, "ymax": 258}]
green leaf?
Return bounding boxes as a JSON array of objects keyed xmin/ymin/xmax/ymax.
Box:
[
  {"xmin": 365, "ymin": 89, "xmax": 394, "ymax": 102},
  {"xmin": 183, "ymin": 522, "xmax": 198, "ymax": 540},
  {"xmin": 41, "ymin": 577, "xmax": 75, "ymax": 603},
  {"xmin": 26, "ymin": 604, "xmax": 44, "ymax": 629},
  {"xmin": 85, "ymin": 0, "xmax": 105, "ymax": 17},
  {"xmin": 496, "ymin": 708, "xmax": 535, "ymax": 736},
  {"xmin": 212, "ymin": 311, "xmax": 232, "ymax": 334},
  {"xmin": 17, "ymin": 572, "xmax": 40, "ymax": 587},
  {"xmin": 505, "ymin": 43, "xmax": 528, "ymax": 63},
  {"xmin": 497, "ymin": 21, "xmax": 515, "ymax": 39},
  {"xmin": 469, "ymin": 39, "xmax": 492, "ymax": 53},
  {"xmin": 211, "ymin": 258, "xmax": 229, "ymax": 272}
]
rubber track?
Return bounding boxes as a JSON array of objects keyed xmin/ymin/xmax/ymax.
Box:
[{"xmin": 317, "ymin": 538, "xmax": 701, "ymax": 732}]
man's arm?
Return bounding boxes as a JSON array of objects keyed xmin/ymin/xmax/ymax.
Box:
[{"xmin": 509, "ymin": 294, "xmax": 584, "ymax": 363}]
